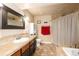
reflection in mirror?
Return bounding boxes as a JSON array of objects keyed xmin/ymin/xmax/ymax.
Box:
[{"xmin": 7, "ymin": 12, "xmax": 23, "ymax": 26}]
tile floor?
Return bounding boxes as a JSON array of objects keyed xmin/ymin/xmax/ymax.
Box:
[{"xmin": 33, "ymin": 43, "xmax": 57, "ymax": 56}]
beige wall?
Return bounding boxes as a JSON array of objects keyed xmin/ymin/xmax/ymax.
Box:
[
  {"xmin": 52, "ymin": 14, "xmax": 63, "ymax": 20},
  {"xmin": 0, "ymin": 30, "xmax": 25, "ymax": 38},
  {"xmin": 34, "ymin": 15, "xmax": 53, "ymax": 43},
  {"xmin": 23, "ymin": 10, "xmax": 34, "ymax": 22},
  {"xmin": 3, "ymin": 3, "xmax": 24, "ymax": 16},
  {"xmin": 23, "ymin": 10, "xmax": 34, "ymax": 33}
]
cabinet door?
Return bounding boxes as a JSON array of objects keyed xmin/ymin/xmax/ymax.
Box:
[
  {"xmin": 29, "ymin": 45, "xmax": 34, "ymax": 56},
  {"xmin": 29, "ymin": 39, "xmax": 36, "ymax": 56},
  {"xmin": 12, "ymin": 50, "xmax": 21, "ymax": 56},
  {"xmin": 32, "ymin": 39, "xmax": 36, "ymax": 53},
  {"xmin": 22, "ymin": 44, "xmax": 29, "ymax": 54},
  {"xmin": 21, "ymin": 43, "xmax": 29, "ymax": 56},
  {"xmin": 22, "ymin": 48, "xmax": 29, "ymax": 56}
]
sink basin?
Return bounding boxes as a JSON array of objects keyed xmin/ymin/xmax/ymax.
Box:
[
  {"xmin": 63, "ymin": 47, "xmax": 79, "ymax": 56},
  {"xmin": 13, "ymin": 37, "xmax": 29, "ymax": 43}
]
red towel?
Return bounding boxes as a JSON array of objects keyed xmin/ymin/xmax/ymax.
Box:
[{"xmin": 41, "ymin": 26, "xmax": 50, "ymax": 35}]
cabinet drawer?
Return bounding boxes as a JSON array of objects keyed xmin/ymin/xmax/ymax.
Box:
[
  {"xmin": 22, "ymin": 44, "xmax": 29, "ymax": 54},
  {"xmin": 12, "ymin": 50, "xmax": 21, "ymax": 56}
]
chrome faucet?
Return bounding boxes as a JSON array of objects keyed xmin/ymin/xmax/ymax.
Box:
[{"xmin": 16, "ymin": 35, "xmax": 22, "ymax": 40}]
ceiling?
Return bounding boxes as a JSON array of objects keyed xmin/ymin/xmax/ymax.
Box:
[{"xmin": 15, "ymin": 3, "xmax": 79, "ymax": 16}]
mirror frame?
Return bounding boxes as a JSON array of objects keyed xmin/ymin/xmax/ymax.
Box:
[{"xmin": 2, "ymin": 5, "xmax": 25, "ymax": 29}]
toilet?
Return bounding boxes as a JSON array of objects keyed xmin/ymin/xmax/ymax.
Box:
[{"xmin": 36, "ymin": 39, "xmax": 41, "ymax": 47}]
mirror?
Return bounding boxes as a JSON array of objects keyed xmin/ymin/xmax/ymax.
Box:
[
  {"xmin": 1, "ymin": 5, "xmax": 25, "ymax": 29},
  {"xmin": 7, "ymin": 12, "xmax": 23, "ymax": 26}
]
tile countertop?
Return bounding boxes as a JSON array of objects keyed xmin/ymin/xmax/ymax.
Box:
[{"xmin": 0, "ymin": 35, "xmax": 36, "ymax": 56}]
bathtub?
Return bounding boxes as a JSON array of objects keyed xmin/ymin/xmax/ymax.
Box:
[{"xmin": 63, "ymin": 47, "xmax": 79, "ymax": 56}]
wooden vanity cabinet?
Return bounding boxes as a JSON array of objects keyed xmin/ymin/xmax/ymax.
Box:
[
  {"xmin": 12, "ymin": 49, "xmax": 21, "ymax": 56},
  {"xmin": 22, "ymin": 39, "xmax": 36, "ymax": 56},
  {"xmin": 12, "ymin": 38, "xmax": 36, "ymax": 56},
  {"xmin": 22, "ymin": 43, "xmax": 29, "ymax": 54},
  {"xmin": 29, "ymin": 39, "xmax": 36, "ymax": 56},
  {"xmin": 21, "ymin": 43, "xmax": 30, "ymax": 56}
]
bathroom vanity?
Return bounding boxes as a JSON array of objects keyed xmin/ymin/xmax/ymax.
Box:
[
  {"xmin": 12, "ymin": 38, "xmax": 36, "ymax": 56},
  {"xmin": 0, "ymin": 35, "xmax": 36, "ymax": 56}
]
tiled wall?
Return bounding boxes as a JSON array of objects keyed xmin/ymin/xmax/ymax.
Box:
[{"xmin": 34, "ymin": 15, "xmax": 53, "ymax": 43}]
